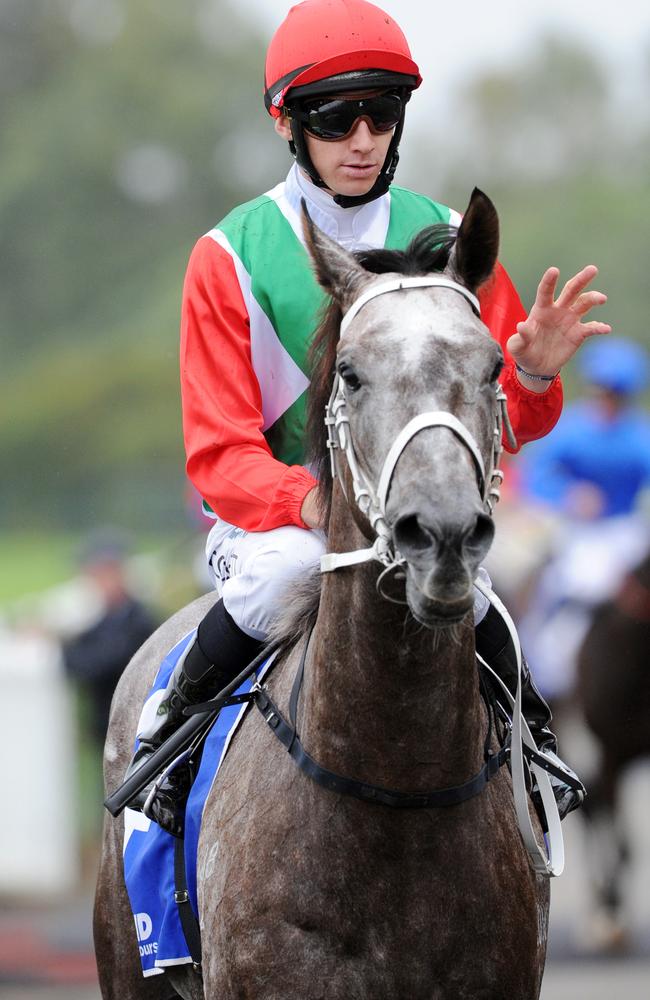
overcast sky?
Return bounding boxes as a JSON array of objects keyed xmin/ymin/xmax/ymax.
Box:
[{"xmin": 236, "ymin": 0, "xmax": 650, "ymax": 124}]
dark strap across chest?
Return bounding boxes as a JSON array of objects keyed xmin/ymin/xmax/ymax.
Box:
[{"xmin": 251, "ymin": 630, "xmax": 511, "ymax": 810}]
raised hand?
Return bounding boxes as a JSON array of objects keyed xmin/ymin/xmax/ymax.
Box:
[{"xmin": 507, "ymin": 265, "xmax": 611, "ymax": 383}]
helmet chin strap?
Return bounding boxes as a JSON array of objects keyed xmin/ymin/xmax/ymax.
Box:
[{"xmin": 288, "ymin": 110, "xmax": 406, "ymax": 209}]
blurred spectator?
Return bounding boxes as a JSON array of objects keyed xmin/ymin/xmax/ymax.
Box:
[
  {"xmin": 517, "ymin": 338, "xmax": 650, "ymax": 701},
  {"xmin": 62, "ymin": 530, "xmax": 158, "ymax": 747},
  {"xmin": 522, "ymin": 337, "xmax": 650, "ymax": 520}
]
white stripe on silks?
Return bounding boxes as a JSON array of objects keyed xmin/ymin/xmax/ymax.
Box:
[
  {"xmin": 265, "ymin": 177, "xmax": 305, "ymax": 246},
  {"xmin": 355, "ymin": 188, "xmax": 391, "ymax": 250},
  {"xmin": 449, "ymin": 208, "xmax": 462, "ymax": 228},
  {"xmin": 206, "ymin": 228, "xmax": 310, "ymax": 431},
  {"xmin": 123, "ymin": 807, "xmax": 152, "ymax": 854}
]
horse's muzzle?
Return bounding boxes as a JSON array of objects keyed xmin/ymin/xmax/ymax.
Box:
[
  {"xmin": 393, "ymin": 509, "xmax": 494, "ymax": 565},
  {"xmin": 392, "ymin": 507, "xmax": 493, "ymax": 627},
  {"xmin": 405, "ymin": 575, "xmax": 474, "ymax": 628}
]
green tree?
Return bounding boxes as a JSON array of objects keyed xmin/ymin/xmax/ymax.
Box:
[{"xmin": 0, "ymin": 0, "xmax": 286, "ymax": 531}]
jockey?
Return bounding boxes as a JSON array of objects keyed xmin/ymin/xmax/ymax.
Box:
[
  {"xmin": 124, "ymin": 0, "xmax": 609, "ymax": 836},
  {"xmin": 523, "ymin": 337, "xmax": 650, "ymax": 519}
]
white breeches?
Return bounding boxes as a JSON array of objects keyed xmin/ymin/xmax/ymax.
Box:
[
  {"xmin": 205, "ymin": 517, "xmax": 492, "ymax": 640},
  {"xmin": 205, "ymin": 518, "xmax": 327, "ymax": 640}
]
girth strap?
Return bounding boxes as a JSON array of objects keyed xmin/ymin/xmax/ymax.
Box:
[{"xmin": 173, "ymin": 837, "xmax": 202, "ymax": 971}]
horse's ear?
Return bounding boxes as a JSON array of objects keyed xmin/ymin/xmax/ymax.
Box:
[
  {"xmin": 301, "ymin": 200, "xmax": 367, "ymax": 305},
  {"xmin": 449, "ymin": 188, "xmax": 499, "ymax": 293}
]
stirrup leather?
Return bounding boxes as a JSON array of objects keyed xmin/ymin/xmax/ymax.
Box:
[{"xmin": 474, "ymin": 577, "xmax": 565, "ymax": 877}]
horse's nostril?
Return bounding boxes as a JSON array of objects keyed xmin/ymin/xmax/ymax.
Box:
[
  {"xmin": 394, "ymin": 511, "xmax": 494, "ymax": 562},
  {"xmin": 393, "ymin": 514, "xmax": 435, "ymax": 554},
  {"xmin": 465, "ymin": 513, "xmax": 495, "ymax": 556}
]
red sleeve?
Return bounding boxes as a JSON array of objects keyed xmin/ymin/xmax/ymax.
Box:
[
  {"xmin": 479, "ymin": 262, "xmax": 563, "ymax": 452},
  {"xmin": 180, "ymin": 236, "xmax": 317, "ymax": 531}
]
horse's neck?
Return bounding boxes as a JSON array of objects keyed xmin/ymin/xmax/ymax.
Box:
[{"xmin": 300, "ymin": 498, "xmax": 485, "ymax": 793}]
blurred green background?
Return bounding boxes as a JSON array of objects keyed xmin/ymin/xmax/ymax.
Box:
[
  {"xmin": 2, "ymin": 0, "xmax": 648, "ymax": 605},
  {"xmin": 1, "ymin": 0, "xmax": 279, "ymax": 606}
]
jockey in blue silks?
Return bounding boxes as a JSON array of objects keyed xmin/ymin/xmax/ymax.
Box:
[{"xmin": 519, "ymin": 337, "xmax": 650, "ymax": 701}]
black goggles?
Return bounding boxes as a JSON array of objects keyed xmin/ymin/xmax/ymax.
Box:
[{"xmin": 291, "ymin": 92, "xmax": 405, "ymax": 141}]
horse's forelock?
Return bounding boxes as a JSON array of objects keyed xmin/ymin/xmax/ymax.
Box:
[
  {"xmin": 305, "ymin": 222, "xmax": 463, "ymax": 519},
  {"xmin": 356, "ymin": 224, "xmax": 458, "ymax": 279}
]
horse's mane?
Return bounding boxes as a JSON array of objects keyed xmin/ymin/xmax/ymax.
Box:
[
  {"xmin": 306, "ymin": 223, "xmax": 458, "ymax": 522},
  {"xmin": 271, "ymin": 223, "xmax": 458, "ymax": 647}
]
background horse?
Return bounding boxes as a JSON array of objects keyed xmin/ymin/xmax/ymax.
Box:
[
  {"xmin": 95, "ymin": 190, "xmax": 550, "ymax": 999},
  {"xmin": 576, "ymin": 547, "xmax": 650, "ymax": 948}
]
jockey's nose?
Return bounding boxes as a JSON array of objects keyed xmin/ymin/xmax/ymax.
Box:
[
  {"xmin": 348, "ymin": 117, "xmax": 376, "ymax": 151},
  {"xmin": 392, "ymin": 510, "xmax": 494, "ymax": 566}
]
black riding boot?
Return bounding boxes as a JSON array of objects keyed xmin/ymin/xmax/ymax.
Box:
[
  {"xmin": 475, "ymin": 604, "xmax": 585, "ymax": 821},
  {"xmin": 123, "ymin": 599, "xmax": 263, "ymax": 837}
]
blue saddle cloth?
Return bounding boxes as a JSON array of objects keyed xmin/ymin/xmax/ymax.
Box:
[{"xmin": 122, "ymin": 631, "xmax": 273, "ymax": 977}]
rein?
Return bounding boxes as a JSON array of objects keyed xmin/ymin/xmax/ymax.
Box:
[{"xmin": 320, "ymin": 275, "xmax": 516, "ymax": 575}]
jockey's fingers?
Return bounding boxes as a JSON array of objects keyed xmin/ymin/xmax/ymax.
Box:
[
  {"xmin": 572, "ymin": 290, "xmax": 608, "ymax": 317},
  {"xmin": 512, "ymin": 321, "xmax": 535, "ymax": 345},
  {"xmin": 580, "ymin": 320, "xmax": 613, "ymax": 338},
  {"xmin": 555, "ymin": 265, "xmax": 599, "ymax": 308},
  {"xmin": 534, "ymin": 267, "xmax": 560, "ymax": 307}
]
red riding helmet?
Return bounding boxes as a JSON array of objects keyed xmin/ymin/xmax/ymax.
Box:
[
  {"xmin": 264, "ymin": 0, "xmax": 421, "ymax": 115},
  {"xmin": 264, "ymin": 0, "xmax": 422, "ymax": 207}
]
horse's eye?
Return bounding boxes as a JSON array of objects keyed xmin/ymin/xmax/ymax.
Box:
[{"xmin": 338, "ymin": 363, "xmax": 362, "ymax": 393}]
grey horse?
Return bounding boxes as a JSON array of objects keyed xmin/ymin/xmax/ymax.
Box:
[{"xmin": 95, "ymin": 189, "xmax": 549, "ymax": 999}]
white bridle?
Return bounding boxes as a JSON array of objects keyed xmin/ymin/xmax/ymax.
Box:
[
  {"xmin": 319, "ymin": 274, "xmax": 565, "ymax": 878},
  {"xmin": 321, "ymin": 275, "xmax": 516, "ymax": 574}
]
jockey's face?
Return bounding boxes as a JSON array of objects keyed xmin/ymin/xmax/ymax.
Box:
[{"xmin": 274, "ymin": 90, "xmax": 395, "ymax": 198}]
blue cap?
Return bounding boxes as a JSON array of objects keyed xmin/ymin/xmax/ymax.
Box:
[{"xmin": 578, "ymin": 337, "xmax": 649, "ymax": 395}]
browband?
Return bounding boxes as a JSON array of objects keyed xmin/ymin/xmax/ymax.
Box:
[{"xmin": 340, "ymin": 276, "xmax": 481, "ymax": 336}]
